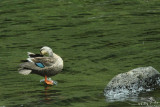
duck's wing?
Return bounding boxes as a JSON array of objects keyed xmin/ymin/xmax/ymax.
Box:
[
  {"xmin": 20, "ymin": 52, "xmax": 44, "ymax": 62},
  {"xmin": 19, "ymin": 53, "xmax": 63, "ymax": 76},
  {"xmin": 19, "ymin": 61, "xmax": 60, "ymax": 77},
  {"xmin": 19, "ymin": 62, "xmax": 45, "ymax": 76},
  {"xmin": 28, "ymin": 57, "xmax": 55, "ymax": 66}
]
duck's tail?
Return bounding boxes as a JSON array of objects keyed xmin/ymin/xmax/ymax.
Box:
[{"xmin": 19, "ymin": 69, "xmax": 32, "ymax": 75}]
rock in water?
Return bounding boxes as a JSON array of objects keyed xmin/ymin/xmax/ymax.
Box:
[{"xmin": 104, "ymin": 66, "xmax": 160, "ymax": 102}]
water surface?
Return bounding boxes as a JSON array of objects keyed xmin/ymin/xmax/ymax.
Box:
[{"xmin": 0, "ymin": 0, "xmax": 160, "ymax": 106}]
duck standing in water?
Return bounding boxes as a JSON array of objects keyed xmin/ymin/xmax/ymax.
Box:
[{"xmin": 18, "ymin": 46, "xmax": 63, "ymax": 85}]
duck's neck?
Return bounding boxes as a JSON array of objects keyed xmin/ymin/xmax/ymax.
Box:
[
  {"xmin": 49, "ymin": 52, "xmax": 59, "ymax": 58},
  {"xmin": 52, "ymin": 53, "xmax": 60, "ymax": 59},
  {"xmin": 48, "ymin": 51, "xmax": 54, "ymax": 57}
]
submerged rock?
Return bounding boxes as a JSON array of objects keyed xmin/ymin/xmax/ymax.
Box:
[{"xmin": 104, "ymin": 66, "xmax": 160, "ymax": 102}]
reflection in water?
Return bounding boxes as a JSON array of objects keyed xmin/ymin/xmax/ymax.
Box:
[
  {"xmin": 107, "ymin": 97, "xmax": 160, "ymax": 107},
  {"xmin": 40, "ymin": 79, "xmax": 60, "ymax": 103},
  {"xmin": 106, "ymin": 90, "xmax": 160, "ymax": 107},
  {"xmin": 127, "ymin": 97, "xmax": 160, "ymax": 106},
  {"xmin": 44, "ymin": 86, "xmax": 52, "ymax": 103},
  {"xmin": 41, "ymin": 86, "xmax": 62, "ymax": 104},
  {"xmin": 20, "ymin": 86, "xmax": 63, "ymax": 106}
]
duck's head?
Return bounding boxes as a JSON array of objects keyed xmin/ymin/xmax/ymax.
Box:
[{"xmin": 40, "ymin": 46, "xmax": 53, "ymax": 57}]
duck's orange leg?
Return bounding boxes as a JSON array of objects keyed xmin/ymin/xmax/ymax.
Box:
[{"xmin": 45, "ymin": 75, "xmax": 53, "ymax": 85}]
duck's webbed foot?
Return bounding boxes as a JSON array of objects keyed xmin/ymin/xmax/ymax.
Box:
[{"xmin": 45, "ymin": 79, "xmax": 53, "ymax": 85}]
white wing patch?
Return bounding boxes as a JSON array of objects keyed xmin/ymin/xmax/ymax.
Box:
[
  {"xmin": 27, "ymin": 52, "xmax": 35, "ymax": 58},
  {"xmin": 27, "ymin": 58, "xmax": 34, "ymax": 62}
]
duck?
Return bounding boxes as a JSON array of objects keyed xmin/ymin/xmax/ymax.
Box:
[{"xmin": 18, "ymin": 46, "xmax": 63, "ymax": 85}]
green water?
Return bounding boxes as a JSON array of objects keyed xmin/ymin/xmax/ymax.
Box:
[{"xmin": 0, "ymin": 0, "xmax": 160, "ymax": 106}]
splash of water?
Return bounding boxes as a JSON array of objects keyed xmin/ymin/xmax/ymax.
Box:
[
  {"xmin": 104, "ymin": 75, "xmax": 160, "ymax": 102},
  {"xmin": 40, "ymin": 78, "xmax": 58, "ymax": 85}
]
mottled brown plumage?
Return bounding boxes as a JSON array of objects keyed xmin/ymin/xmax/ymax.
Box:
[{"xmin": 19, "ymin": 46, "xmax": 63, "ymax": 77}]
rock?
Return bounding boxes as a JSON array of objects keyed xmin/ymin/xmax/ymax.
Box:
[{"xmin": 104, "ymin": 66, "xmax": 160, "ymax": 102}]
